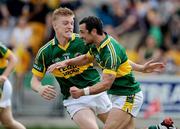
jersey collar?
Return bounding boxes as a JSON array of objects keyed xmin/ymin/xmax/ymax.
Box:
[
  {"xmin": 52, "ymin": 33, "xmax": 76, "ymax": 50},
  {"xmin": 97, "ymin": 33, "xmax": 110, "ymax": 51}
]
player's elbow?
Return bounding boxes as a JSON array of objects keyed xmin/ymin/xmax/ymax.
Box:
[
  {"xmin": 9, "ymin": 53, "xmax": 18, "ymax": 66},
  {"xmin": 13, "ymin": 55, "xmax": 18, "ymax": 64},
  {"xmin": 30, "ymin": 78, "xmax": 34, "ymax": 90}
]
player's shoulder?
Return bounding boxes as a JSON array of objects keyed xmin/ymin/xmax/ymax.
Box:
[
  {"xmin": 0, "ymin": 42, "xmax": 7, "ymax": 50},
  {"xmin": 37, "ymin": 39, "xmax": 53, "ymax": 55}
]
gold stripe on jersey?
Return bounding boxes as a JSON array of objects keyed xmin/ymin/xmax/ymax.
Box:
[
  {"xmin": 32, "ymin": 68, "xmax": 44, "ymax": 77},
  {"xmin": 52, "ymin": 63, "xmax": 93, "ymax": 79},
  {"xmin": 107, "ymin": 43, "xmax": 117, "ymax": 70},
  {"xmin": 86, "ymin": 52, "xmax": 94, "ymax": 62},
  {"xmin": 122, "ymin": 95, "xmax": 135, "ymax": 113},
  {"xmin": 0, "ymin": 50, "xmax": 11, "ymax": 68},
  {"xmin": 42, "ymin": 53, "xmax": 46, "ymax": 74},
  {"xmin": 36, "ymin": 42, "xmax": 51, "ymax": 59},
  {"xmin": 103, "ymin": 69, "xmax": 117, "ymax": 76},
  {"xmin": 116, "ymin": 60, "xmax": 132, "ymax": 78},
  {"xmin": 32, "ymin": 53, "xmax": 46, "ymax": 78},
  {"xmin": 98, "ymin": 38, "xmax": 110, "ymax": 51}
]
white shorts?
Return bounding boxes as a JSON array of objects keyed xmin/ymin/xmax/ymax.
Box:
[
  {"xmin": 0, "ymin": 79, "xmax": 12, "ymax": 108},
  {"xmin": 63, "ymin": 92, "xmax": 112, "ymax": 118},
  {"xmin": 109, "ymin": 91, "xmax": 143, "ymax": 117}
]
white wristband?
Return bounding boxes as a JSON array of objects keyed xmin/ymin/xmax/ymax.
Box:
[{"xmin": 83, "ymin": 87, "xmax": 90, "ymax": 95}]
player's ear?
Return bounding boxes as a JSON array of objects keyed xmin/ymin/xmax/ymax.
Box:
[
  {"xmin": 91, "ymin": 28, "xmax": 97, "ymax": 35},
  {"xmin": 52, "ymin": 22, "xmax": 56, "ymax": 30}
]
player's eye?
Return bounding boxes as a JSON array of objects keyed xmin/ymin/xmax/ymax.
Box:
[{"xmin": 62, "ymin": 21, "xmax": 69, "ymax": 25}]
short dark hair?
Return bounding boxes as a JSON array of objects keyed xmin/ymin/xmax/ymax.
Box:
[{"xmin": 79, "ymin": 16, "xmax": 103, "ymax": 35}]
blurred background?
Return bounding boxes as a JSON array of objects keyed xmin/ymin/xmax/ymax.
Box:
[{"xmin": 0, "ymin": 0, "xmax": 179, "ymax": 128}]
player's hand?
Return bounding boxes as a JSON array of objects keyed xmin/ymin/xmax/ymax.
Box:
[
  {"xmin": 70, "ymin": 86, "xmax": 84, "ymax": 99},
  {"xmin": 0, "ymin": 75, "xmax": 7, "ymax": 84},
  {"xmin": 37, "ymin": 85, "xmax": 57, "ymax": 100},
  {"xmin": 142, "ymin": 59, "xmax": 166, "ymax": 73},
  {"xmin": 47, "ymin": 61, "xmax": 68, "ymax": 73}
]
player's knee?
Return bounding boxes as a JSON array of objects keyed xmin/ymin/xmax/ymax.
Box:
[
  {"xmin": 1, "ymin": 118, "xmax": 15, "ymax": 128},
  {"xmin": 104, "ymin": 121, "xmax": 118, "ymax": 129},
  {"xmin": 1, "ymin": 120, "xmax": 14, "ymax": 128}
]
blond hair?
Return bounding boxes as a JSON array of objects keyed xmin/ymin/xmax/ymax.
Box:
[{"xmin": 52, "ymin": 7, "xmax": 74, "ymax": 21}]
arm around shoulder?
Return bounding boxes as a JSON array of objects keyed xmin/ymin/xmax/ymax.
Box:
[{"xmin": 67, "ymin": 54, "xmax": 92, "ymax": 66}]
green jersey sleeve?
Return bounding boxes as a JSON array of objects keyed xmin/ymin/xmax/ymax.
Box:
[
  {"xmin": 102, "ymin": 53, "xmax": 121, "ymax": 76},
  {"xmin": 0, "ymin": 43, "xmax": 8, "ymax": 58},
  {"xmin": 32, "ymin": 50, "xmax": 47, "ymax": 78}
]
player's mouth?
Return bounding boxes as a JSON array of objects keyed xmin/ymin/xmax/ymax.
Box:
[{"xmin": 66, "ymin": 30, "xmax": 72, "ymax": 33}]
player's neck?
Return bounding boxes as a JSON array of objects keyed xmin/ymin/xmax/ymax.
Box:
[
  {"xmin": 56, "ymin": 36, "xmax": 69, "ymax": 47},
  {"xmin": 95, "ymin": 33, "xmax": 106, "ymax": 48}
]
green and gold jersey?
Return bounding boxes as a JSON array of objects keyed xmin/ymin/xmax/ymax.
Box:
[
  {"xmin": 32, "ymin": 33, "xmax": 100, "ymax": 99},
  {"xmin": 0, "ymin": 43, "xmax": 11, "ymax": 75},
  {"xmin": 88, "ymin": 34, "xmax": 141, "ymax": 96}
]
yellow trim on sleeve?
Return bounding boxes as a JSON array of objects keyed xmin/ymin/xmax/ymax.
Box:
[
  {"xmin": 32, "ymin": 68, "xmax": 44, "ymax": 78},
  {"xmin": 0, "ymin": 60, "xmax": 7, "ymax": 68},
  {"xmin": 116, "ymin": 60, "xmax": 132, "ymax": 77},
  {"xmin": 4, "ymin": 50, "xmax": 11, "ymax": 58},
  {"xmin": 103, "ymin": 69, "xmax": 117, "ymax": 76},
  {"xmin": 0, "ymin": 50, "xmax": 11, "ymax": 68}
]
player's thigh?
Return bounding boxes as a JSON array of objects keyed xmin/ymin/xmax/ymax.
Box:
[
  {"xmin": 96, "ymin": 92, "xmax": 111, "ymax": 123},
  {"xmin": 103, "ymin": 108, "xmax": 131, "ymax": 129},
  {"xmin": 97, "ymin": 112, "xmax": 109, "ymax": 124},
  {"xmin": 125, "ymin": 117, "xmax": 135, "ymax": 129},
  {"xmin": 73, "ymin": 108, "xmax": 99, "ymax": 129},
  {"xmin": 0, "ymin": 106, "xmax": 14, "ymax": 124}
]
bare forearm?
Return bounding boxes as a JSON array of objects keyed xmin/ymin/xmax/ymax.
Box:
[
  {"xmin": 89, "ymin": 82, "xmax": 111, "ymax": 95},
  {"xmin": 87, "ymin": 73, "xmax": 115, "ymax": 95},
  {"xmin": 2, "ymin": 54, "xmax": 17, "ymax": 77},
  {"xmin": 31, "ymin": 75, "xmax": 42, "ymax": 92},
  {"xmin": 128, "ymin": 60, "xmax": 143, "ymax": 72},
  {"xmin": 67, "ymin": 54, "xmax": 91, "ymax": 66}
]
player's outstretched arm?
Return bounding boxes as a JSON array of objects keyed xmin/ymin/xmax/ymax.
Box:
[
  {"xmin": 47, "ymin": 54, "xmax": 92, "ymax": 72},
  {"xmin": 129, "ymin": 59, "xmax": 165, "ymax": 73}
]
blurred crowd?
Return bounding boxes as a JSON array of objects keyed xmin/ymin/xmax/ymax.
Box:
[{"xmin": 0, "ymin": 0, "xmax": 179, "ymax": 79}]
